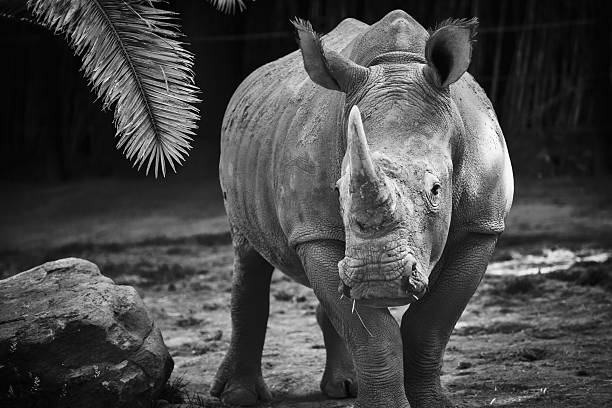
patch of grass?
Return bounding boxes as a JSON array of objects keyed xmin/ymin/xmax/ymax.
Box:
[
  {"xmin": 273, "ymin": 290, "xmax": 294, "ymax": 302},
  {"xmin": 154, "ymin": 376, "xmax": 188, "ymax": 405},
  {"xmin": 183, "ymin": 393, "xmax": 210, "ymax": 407},
  {"xmin": 490, "ymin": 275, "xmax": 544, "ymax": 297},
  {"xmin": 154, "ymin": 377, "xmax": 225, "ymax": 407},
  {"xmin": 547, "ymin": 259, "xmax": 612, "ymax": 291},
  {"xmin": 515, "ymin": 347, "xmax": 548, "ymax": 362}
]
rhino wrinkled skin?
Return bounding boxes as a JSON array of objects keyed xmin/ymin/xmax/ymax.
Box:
[{"xmin": 215, "ymin": 10, "xmax": 513, "ymax": 408}]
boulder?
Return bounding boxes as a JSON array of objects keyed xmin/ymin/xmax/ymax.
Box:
[{"xmin": 0, "ymin": 258, "xmax": 173, "ymax": 408}]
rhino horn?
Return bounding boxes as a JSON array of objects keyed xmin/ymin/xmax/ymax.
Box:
[{"xmin": 347, "ymin": 106, "xmax": 395, "ymax": 228}]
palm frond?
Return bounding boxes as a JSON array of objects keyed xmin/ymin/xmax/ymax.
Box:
[
  {"xmin": 207, "ymin": 0, "xmax": 246, "ymax": 14},
  {"xmin": 27, "ymin": 0, "xmax": 200, "ymax": 177}
]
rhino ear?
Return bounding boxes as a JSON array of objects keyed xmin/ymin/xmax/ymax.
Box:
[
  {"xmin": 424, "ymin": 18, "xmax": 478, "ymax": 88},
  {"xmin": 292, "ymin": 18, "xmax": 368, "ymax": 93}
]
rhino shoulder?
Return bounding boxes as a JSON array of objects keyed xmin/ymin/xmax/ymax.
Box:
[{"xmin": 450, "ymin": 74, "xmax": 514, "ymax": 235}]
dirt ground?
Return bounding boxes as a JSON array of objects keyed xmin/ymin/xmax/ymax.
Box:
[{"xmin": 1, "ymin": 177, "xmax": 612, "ymax": 407}]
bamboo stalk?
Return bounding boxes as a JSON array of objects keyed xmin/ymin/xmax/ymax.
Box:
[{"xmin": 490, "ymin": 0, "xmax": 507, "ymax": 105}]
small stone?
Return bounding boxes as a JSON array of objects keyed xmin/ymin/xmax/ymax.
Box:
[
  {"xmin": 205, "ymin": 330, "xmax": 223, "ymax": 342},
  {"xmin": 457, "ymin": 361, "xmax": 472, "ymax": 370}
]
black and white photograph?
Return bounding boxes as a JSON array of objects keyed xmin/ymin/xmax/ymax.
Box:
[{"xmin": 0, "ymin": 0, "xmax": 610, "ymax": 407}]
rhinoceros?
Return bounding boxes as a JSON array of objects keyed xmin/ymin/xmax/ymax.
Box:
[{"xmin": 214, "ymin": 9, "xmax": 513, "ymax": 408}]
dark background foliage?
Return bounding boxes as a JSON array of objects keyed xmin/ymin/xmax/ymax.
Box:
[{"xmin": 0, "ymin": 0, "xmax": 610, "ymax": 181}]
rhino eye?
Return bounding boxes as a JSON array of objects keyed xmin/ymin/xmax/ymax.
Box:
[
  {"xmin": 423, "ymin": 172, "xmax": 441, "ymax": 210},
  {"xmin": 431, "ymin": 183, "xmax": 441, "ymax": 196},
  {"xmin": 426, "ymin": 182, "xmax": 441, "ymax": 210}
]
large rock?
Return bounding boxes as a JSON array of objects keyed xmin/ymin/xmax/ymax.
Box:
[{"xmin": 0, "ymin": 258, "xmax": 173, "ymax": 407}]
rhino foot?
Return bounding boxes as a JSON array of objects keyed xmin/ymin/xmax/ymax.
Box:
[
  {"xmin": 222, "ymin": 381, "xmax": 272, "ymax": 406},
  {"xmin": 405, "ymin": 384, "xmax": 455, "ymax": 408},
  {"xmin": 321, "ymin": 370, "xmax": 358, "ymax": 398},
  {"xmin": 211, "ymin": 371, "xmax": 272, "ymax": 406},
  {"xmin": 315, "ymin": 303, "xmax": 358, "ymax": 399}
]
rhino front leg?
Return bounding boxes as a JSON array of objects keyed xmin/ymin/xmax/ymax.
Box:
[
  {"xmin": 211, "ymin": 233, "xmax": 274, "ymax": 406},
  {"xmin": 297, "ymin": 240, "xmax": 410, "ymax": 408},
  {"xmin": 401, "ymin": 233, "xmax": 498, "ymax": 408},
  {"xmin": 316, "ymin": 303, "xmax": 358, "ymax": 398}
]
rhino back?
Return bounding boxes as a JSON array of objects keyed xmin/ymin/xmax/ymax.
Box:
[{"xmin": 220, "ymin": 18, "xmax": 368, "ymax": 276}]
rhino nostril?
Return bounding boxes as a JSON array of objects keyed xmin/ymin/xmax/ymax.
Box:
[
  {"xmin": 411, "ymin": 263, "xmax": 417, "ymax": 272},
  {"xmin": 401, "ymin": 275, "xmax": 410, "ymax": 291},
  {"xmin": 343, "ymin": 379, "xmax": 355, "ymax": 396}
]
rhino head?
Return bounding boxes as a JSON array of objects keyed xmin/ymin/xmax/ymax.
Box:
[{"xmin": 294, "ymin": 14, "xmax": 477, "ymax": 307}]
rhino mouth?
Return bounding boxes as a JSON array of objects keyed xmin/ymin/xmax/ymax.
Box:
[
  {"xmin": 339, "ymin": 281, "xmax": 426, "ymax": 308},
  {"xmin": 338, "ymin": 255, "xmax": 428, "ymax": 308}
]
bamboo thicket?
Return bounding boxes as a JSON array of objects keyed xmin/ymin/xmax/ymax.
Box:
[{"xmin": 0, "ymin": 0, "xmax": 609, "ymax": 179}]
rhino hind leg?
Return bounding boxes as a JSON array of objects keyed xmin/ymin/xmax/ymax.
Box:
[
  {"xmin": 210, "ymin": 228, "xmax": 274, "ymax": 406},
  {"xmin": 316, "ymin": 303, "xmax": 358, "ymax": 398}
]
